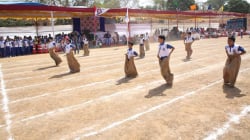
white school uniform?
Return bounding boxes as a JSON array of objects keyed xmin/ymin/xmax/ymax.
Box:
[
  {"xmin": 225, "ymin": 44, "xmax": 245, "ymax": 55},
  {"xmin": 158, "ymin": 43, "xmax": 173, "ymax": 58}
]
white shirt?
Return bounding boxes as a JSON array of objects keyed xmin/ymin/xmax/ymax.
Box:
[
  {"xmin": 83, "ymin": 38, "xmax": 88, "ymax": 44},
  {"xmin": 158, "ymin": 43, "xmax": 173, "ymax": 58},
  {"xmin": 145, "ymin": 34, "xmax": 149, "ymax": 40},
  {"xmin": 225, "ymin": 44, "xmax": 245, "ymax": 55},
  {"xmin": 48, "ymin": 41, "xmax": 56, "ymax": 49},
  {"xmin": 5, "ymin": 41, "xmax": 11, "ymax": 47},
  {"xmin": 14, "ymin": 41, "xmax": 19, "ymax": 48},
  {"xmin": 0, "ymin": 41, "xmax": 4, "ymax": 48},
  {"xmin": 140, "ymin": 38, "xmax": 144, "ymax": 44},
  {"xmin": 65, "ymin": 43, "xmax": 74, "ymax": 54},
  {"xmin": 24, "ymin": 39, "xmax": 29, "ymax": 47},
  {"xmin": 185, "ymin": 36, "xmax": 194, "ymax": 43},
  {"xmin": 127, "ymin": 48, "xmax": 138, "ymax": 59},
  {"xmin": 18, "ymin": 40, "xmax": 23, "ymax": 47}
]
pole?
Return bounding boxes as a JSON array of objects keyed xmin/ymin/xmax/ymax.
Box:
[{"xmin": 50, "ymin": 11, "xmax": 55, "ymax": 37}]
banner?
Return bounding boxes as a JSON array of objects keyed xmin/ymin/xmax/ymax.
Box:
[{"xmin": 94, "ymin": 6, "xmax": 109, "ymax": 16}]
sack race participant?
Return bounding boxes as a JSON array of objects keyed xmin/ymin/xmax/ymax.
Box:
[
  {"xmin": 82, "ymin": 36, "xmax": 89, "ymax": 56},
  {"xmin": 184, "ymin": 32, "xmax": 195, "ymax": 59},
  {"xmin": 139, "ymin": 34, "xmax": 145, "ymax": 58},
  {"xmin": 157, "ymin": 35, "xmax": 175, "ymax": 86},
  {"xmin": 48, "ymin": 37, "xmax": 62, "ymax": 66},
  {"xmin": 124, "ymin": 42, "xmax": 138, "ymax": 78},
  {"xmin": 65, "ymin": 37, "xmax": 80, "ymax": 73},
  {"xmin": 223, "ymin": 36, "xmax": 246, "ymax": 87},
  {"xmin": 145, "ymin": 32, "xmax": 150, "ymax": 51}
]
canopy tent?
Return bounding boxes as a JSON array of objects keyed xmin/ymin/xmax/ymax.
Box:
[{"xmin": 0, "ymin": 2, "xmax": 247, "ymax": 20}]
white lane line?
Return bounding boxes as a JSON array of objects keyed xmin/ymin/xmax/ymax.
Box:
[
  {"xmin": 0, "ymin": 61, "xmax": 220, "ymax": 128},
  {"xmin": 74, "ymin": 67, "xmax": 250, "ymax": 139},
  {"xmin": 0, "ymin": 62, "xmax": 223, "ymax": 128},
  {"xmin": 7, "ymin": 56, "xmax": 222, "ymax": 105},
  {"xmin": 203, "ymin": 105, "xmax": 250, "ymax": 140},
  {"xmin": 0, "ymin": 64, "xmax": 13, "ymax": 140},
  {"xmin": 77, "ymin": 80, "xmax": 223, "ymax": 138},
  {"xmin": 9, "ymin": 79, "xmax": 115, "ymax": 104}
]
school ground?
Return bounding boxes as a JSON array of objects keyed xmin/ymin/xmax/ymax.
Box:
[{"xmin": 0, "ymin": 36, "xmax": 250, "ymax": 140}]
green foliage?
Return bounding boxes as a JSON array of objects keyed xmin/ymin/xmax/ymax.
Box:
[
  {"xmin": 166, "ymin": 0, "xmax": 196, "ymax": 11},
  {"xmin": 151, "ymin": 0, "xmax": 195, "ymax": 11},
  {"xmin": 224, "ymin": 0, "xmax": 250, "ymax": 13},
  {"xmin": 206, "ymin": 0, "xmax": 228, "ymax": 10},
  {"xmin": 0, "ymin": 18, "xmax": 33, "ymax": 27}
]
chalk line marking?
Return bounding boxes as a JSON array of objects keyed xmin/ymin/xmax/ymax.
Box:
[
  {"xmin": 73, "ymin": 67, "xmax": 250, "ymax": 139},
  {"xmin": 75, "ymin": 80, "xmax": 223, "ymax": 138},
  {"xmin": 7, "ymin": 57, "xmax": 224, "ymax": 106},
  {"xmin": 203, "ymin": 105, "xmax": 250, "ymax": 140},
  {"xmin": 0, "ymin": 64, "xmax": 13, "ymax": 140},
  {"xmin": 0, "ymin": 62, "xmax": 223, "ymax": 128}
]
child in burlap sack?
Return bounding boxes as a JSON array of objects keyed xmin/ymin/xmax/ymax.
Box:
[
  {"xmin": 65, "ymin": 37, "xmax": 80, "ymax": 73},
  {"xmin": 157, "ymin": 35, "xmax": 175, "ymax": 86},
  {"xmin": 48, "ymin": 37, "xmax": 62, "ymax": 66},
  {"xmin": 124, "ymin": 42, "xmax": 138, "ymax": 78},
  {"xmin": 223, "ymin": 36, "xmax": 246, "ymax": 87}
]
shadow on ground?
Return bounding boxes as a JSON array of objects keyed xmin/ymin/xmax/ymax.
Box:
[
  {"xmin": 116, "ymin": 77, "xmax": 135, "ymax": 85},
  {"xmin": 34, "ymin": 65, "xmax": 57, "ymax": 71},
  {"xmin": 223, "ymin": 85, "xmax": 246, "ymax": 99},
  {"xmin": 49, "ymin": 72, "xmax": 74, "ymax": 79},
  {"xmin": 145, "ymin": 84, "xmax": 172, "ymax": 98}
]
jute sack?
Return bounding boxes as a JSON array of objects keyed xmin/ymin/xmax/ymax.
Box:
[
  {"xmin": 124, "ymin": 55, "xmax": 138, "ymax": 78},
  {"xmin": 67, "ymin": 50, "xmax": 80, "ymax": 73},
  {"xmin": 49, "ymin": 48, "xmax": 62, "ymax": 66}
]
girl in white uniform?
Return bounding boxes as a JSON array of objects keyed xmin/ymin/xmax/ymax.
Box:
[
  {"xmin": 223, "ymin": 36, "xmax": 246, "ymax": 87},
  {"xmin": 65, "ymin": 38, "xmax": 80, "ymax": 73}
]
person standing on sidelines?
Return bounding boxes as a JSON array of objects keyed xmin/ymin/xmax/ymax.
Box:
[
  {"xmin": 0, "ymin": 36, "xmax": 5, "ymax": 58},
  {"xmin": 124, "ymin": 42, "xmax": 138, "ymax": 78},
  {"xmin": 144, "ymin": 32, "xmax": 150, "ymax": 51},
  {"xmin": 4, "ymin": 36, "xmax": 11, "ymax": 57},
  {"xmin": 139, "ymin": 34, "xmax": 145, "ymax": 58},
  {"xmin": 184, "ymin": 32, "xmax": 195, "ymax": 59},
  {"xmin": 157, "ymin": 35, "xmax": 175, "ymax": 86},
  {"xmin": 48, "ymin": 37, "xmax": 62, "ymax": 66},
  {"xmin": 223, "ymin": 36, "xmax": 246, "ymax": 87},
  {"xmin": 65, "ymin": 37, "xmax": 80, "ymax": 73}
]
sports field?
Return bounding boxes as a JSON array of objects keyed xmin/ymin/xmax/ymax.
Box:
[{"xmin": 0, "ymin": 36, "xmax": 250, "ymax": 140}]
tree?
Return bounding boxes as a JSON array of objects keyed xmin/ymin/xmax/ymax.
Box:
[
  {"xmin": 224, "ymin": 0, "xmax": 250, "ymax": 13},
  {"xmin": 206, "ymin": 0, "xmax": 228, "ymax": 10},
  {"xmin": 151, "ymin": 0, "xmax": 195, "ymax": 11}
]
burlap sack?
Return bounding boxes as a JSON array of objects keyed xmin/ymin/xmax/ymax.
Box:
[
  {"xmin": 145, "ymin": 40, "xmax": 150, "ymax": 51},
  {"xmin": 49, "ymin": 48, "xmax": 62, "ymax": 66},
  {"xmin": 223, "ymin": 55, "xmax": 241, "ymax": 86},
  {"xmin": 139, "ymin": 44, "xmax": 145, "ymax": 58},
  {"xmin": 124, "ymin": 55, "xmax": 138, "ymax": 78},
  {"xmin": 67, "ymin": 50, "xmax": 80, "ymax": 73},
  {"xmin": 83, "ymin": 44, "xmax": 89, "ymax": 56},
  {"xmin": 159, "ymin": 57, "xmax": 174, "ymax": 84}
]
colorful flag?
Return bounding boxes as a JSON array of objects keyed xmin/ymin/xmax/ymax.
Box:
[
  {"xmin": 94, "ymin": 6, "xmax": 109, "ymax": 16},
  {"xmin": 208, "ymin": 4, "xmax": 212, "ymax": 10},
  {"xmin": 218, "ymin": 6, "xmax": 224, "ymax": 12},
  {"xmin": 190, "ymin": 4, "xmax": 196, "ymax": 10}
]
